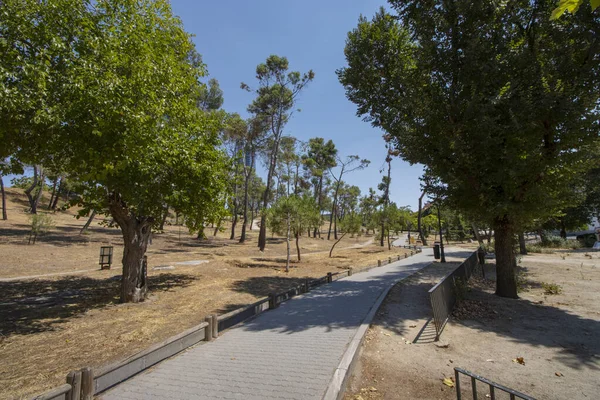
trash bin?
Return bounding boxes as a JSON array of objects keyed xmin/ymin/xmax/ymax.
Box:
[{"xmin": 433, "ymin": 242, "xmax": 440, "ymax": 260}]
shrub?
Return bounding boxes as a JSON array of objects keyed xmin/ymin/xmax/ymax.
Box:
[
  {"xmin": 28, "ymin": 213, "xmax": 54, "ymax": 244},
  {"xmin": 542, "ymin": 282, "xmax": 562, "ymax": 295},
  {"xmin": 453, "ymin": 277, "xmax": 469, "ymax": 301},
  {"xmin": 526, "ymin": 244, "xmax": 543, "ymax": 253}
]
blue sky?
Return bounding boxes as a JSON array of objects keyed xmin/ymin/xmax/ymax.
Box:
[
  {"xmin": 2, "ymin": 0, "xmax": 425, "ymax": 209},
  {"xmin": 170, "ymin": 0, "xmax": 424, "ymax": 209}
]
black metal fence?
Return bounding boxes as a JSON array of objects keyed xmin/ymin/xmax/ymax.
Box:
[
  {"xmin": 428, "ymin": 251, "xmax": 479, "ymax": 339},
  {"xmin": 455, "ymin": 367, "xmax": 536, "ymax": 400}
]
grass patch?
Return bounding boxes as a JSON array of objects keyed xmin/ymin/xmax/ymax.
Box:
[{"xmin": 542, "ymin": 282, "xmax": 563, "ymax": 295}]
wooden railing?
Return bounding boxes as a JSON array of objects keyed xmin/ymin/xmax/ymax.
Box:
[{"xmin": 31, "ymin": 247, "xmax": 423, "ymax": 400}]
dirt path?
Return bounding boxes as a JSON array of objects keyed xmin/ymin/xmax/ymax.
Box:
[{"xmin": 344, "ymin": 251, "xmax": 600, "ymax": 400}]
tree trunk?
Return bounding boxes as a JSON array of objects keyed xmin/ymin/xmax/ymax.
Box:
[
  {"xmin": 1, "ymin": 175, "xmax": 7, "ymax": 220},
  {"xmin": 494, "ymin": 218, "xmax": 518, "ymax": 298},
  {"xmin": 214, "ymin": 218, "xmax": 221, "ymax": 237},
  {"xmin": 239, "ymin": 160, "xmax": 253, "ymax": 243},
  {"xmin": 329, "ymin": 232, "xmax": 347, "ymax": 258},
  {"xmin": 159, "ymin": 206, "xmax": 168, "ymax": 231},
  {"xmin": 333, "ymin": 212, "xmax": 338, "ymax": 240},
  {"xmin": 108, "ymin": 194, "xmax": 152, "ymax": 303},
  {"xmin": 80, "ymin": 210, "xmax": 97, "ymax": 235},
  {"xmin": 258, "ymin": 147, "xmax": 279, "ymax": 250},
  {"xmin": 48, "ymin": 177, "xmax": 58, "ymax": 209},
  {"xmin": 387, "ymin": 228, "xmax": 391, "ymax": 250},
  {"xmin": 32, "ymin": 169, "xmax": 45, "ymax": 214},
  {"xmin": 559, "ymin": 220, "xmax": 567, "ymax": 239},
  {"xmin": 537, "ymin": 229, "xmax": 546, "ymax": 243},
  {"xmin": 518, "ymin": 232, "xmax": 527, "ymax": 255},
  {"xmin": 437, "ymin": 206, "xmax": 446, "ymax": 262},
  {"xmin": 314, "ymin": 175, "xmax": 323, "ymax": 238},
  {"xmin": 327, "ymin": 185, "xmax": 340, "ymax": 240},
  {"xmin": 285, "ymin": 212, "xmax": 291, "ymax": 272},
  {"xmin": 417, "ymin": 191, "xmax": 427, "ymax": 245},
  {"xmin": 250, "ymin": 203, "xmax": 255, "ymax": 231},
  {"xmin": 51, "ymin": 177, "xmax": 62, "ymax": 210},
  {"xmin": 295, "ymin": 232, "xmax": 301, "ymax": 261},
  {"xmin": 24, "ymin": 165, "xmax": 40, "ymax": 214},
  {"xmin": 472, "ymin": 224, "xmax": 483, "ymax": 245},
  {"xmin": 230, "ymin": 212, "xmax": 238, "ymax": 240}
]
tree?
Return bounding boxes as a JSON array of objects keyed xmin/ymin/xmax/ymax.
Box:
[
  {"xmin": 242, "ymin": 55, "xmax": 314, "ymax": 251},
  {"xmin": 338, "ymin": 3, "xmax": 600, "ymax": 298},
  {"xmin": 360, "ymin": 188, "xmax": 379, "ymax": 234},
  {"xmin": 327, "ymin": 155, "xmax": 370, "ymax": 240},
  {"xmin": 330, "ymin": 212, "xmax": 362, "ymax": 257},
  {"xmin": 239, "ymin": 118, "xmax": 267, "ymax": 243},
  {"xmin": 2, "ymin": 0, "xmax": 229, "ymax": 303},
  {"xmin": 376, "ymin": 152, "xmax": 392, "ymax": 247},
  {"xmin": 303, "ymin": 138, "xmax": 338, "ymax": 237},
  {"xmin": 223, "ymin": 113, "xmax": 248, "ymax": 240},
  {"xmin": 268, "ymin": 194, "xmax": 320, "ymax": 270}
]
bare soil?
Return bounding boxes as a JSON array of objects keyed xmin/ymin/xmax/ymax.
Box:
[
  {"xmin": 344, "ymin": 249, "xmax": 600, "ymax": 400},
  {"xmin": 0, "ymin": 188, "xmax": 411, "ymax": 400}
]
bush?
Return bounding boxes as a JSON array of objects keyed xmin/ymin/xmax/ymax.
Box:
[
  {"xmin": 526, "ymin": 244, "xmax": 543, "ymax": 253},
  {"xmin": 542, "ymin": 282, "xmax": 563, "ymax": 295},
  {"xmin": 540, "ymin": 235, "xmax": 582, "ymax": 249},
  {"xmin": 28, "ymin": 213, "xmax": 54, "ymax": 244}
]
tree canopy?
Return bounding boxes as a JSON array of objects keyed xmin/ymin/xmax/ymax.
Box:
[{"xmin": 338, "ymin": 1, "xmax": 600, "ymax": 297}]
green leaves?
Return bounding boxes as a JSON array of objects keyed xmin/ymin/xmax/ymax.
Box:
[
  {"xmin": 339, "ymin": 1, "xmax": 600, "ymax": 233},
  {"xmin": 551, "ymin": 0, "xmax": 599, "ymax": 19},
  {"xmin": 1, "ymin": 0, "xmax": 229, "ymax": 228}
]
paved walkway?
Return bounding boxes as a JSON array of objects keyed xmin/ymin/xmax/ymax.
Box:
[{"xmin": 100, "ymin": 249, "xmax": 435, "ymax": 400}]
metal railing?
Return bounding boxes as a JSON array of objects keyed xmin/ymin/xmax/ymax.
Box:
[
  {"xmin": 429, "ymin": 251, "xmax": 479, "ymax": 339},
  {"xmin": 455, "ymin": 367, "xmax": 536, "ymax": 400}
]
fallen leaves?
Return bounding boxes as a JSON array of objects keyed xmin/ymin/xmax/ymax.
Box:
[
  {"xmin": 512, "ymin": 357, "xmax": 525, "ymax": 365},
  {"xmin": 442, "ymin": 377, "xmax": 455, "ymax": 388},
  {"xmin": 555, "ymin": 372, "xmax": 564, "ymax": 377}
]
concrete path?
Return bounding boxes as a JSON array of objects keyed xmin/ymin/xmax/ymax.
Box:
[{"xmin": 100, "ymin": 249, "xmax": 435, "ymax": 400}]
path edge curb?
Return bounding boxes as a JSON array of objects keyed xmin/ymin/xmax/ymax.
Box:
[{"xmin": 322, "ymin": 258, "xmax": 432, "ymax": 400}]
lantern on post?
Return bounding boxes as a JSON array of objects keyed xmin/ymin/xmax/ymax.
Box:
[{"xmin": 99, "ymin": 246, "xmax": 113, "ymax": 270}]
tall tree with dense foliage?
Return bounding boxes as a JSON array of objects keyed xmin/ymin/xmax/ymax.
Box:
[
  {"xmin": 338, "ymin": 2, "xmax": 600, "ymax": 297},
  {"xmin": 242, "ymin": 56, "xmax": 314, "ymax": 251},
  {"xmin": 2, "ymin": 0, "xmax": 229, "ymax": 303},
  {"xmin": 303, "ymin": 138, "xmax": 338, "ymax": 237}
]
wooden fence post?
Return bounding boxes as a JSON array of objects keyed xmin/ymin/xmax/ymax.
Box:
[
  {"xmin": 388, "ymin": 256, "xmax": 392, "ymax": 264},
  {"xmin": 205, "ymin": 316, "xmax": 213, "ymax": 341},
  {"xmin": 377, "ymin": 260, "xmax": 382, "ymax": 267},
  {"xmin": 304, "ymin": 279, "xmax": 310, "ymax": 293},
  {"xmin": 327, "ymin": 272, "xmax": 332, "ymax": 283},
  {"xmin": 211, "ymin": 314, "xmax": 218, "ymax": 339},
  {"xmin": 269, "ymin": 293, "xmax": 278, "ymax": 309},
  {"xmin": 80, "ymin": 367, "xmax": 93, "ymax": 400},
  {"xmin": 348, "ymin": 267, "xmax": 353, "ymax": 276},
  {"xmin": 66, "ymin": 370, "xmax": 82, "ymax": 400},
  {"xmin": 405, "ymin": 253, "xmax": 408, "ymax": 258}
]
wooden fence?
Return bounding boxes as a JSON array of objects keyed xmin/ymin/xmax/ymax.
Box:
[{"xmin": 31, "ymin": 246, "xmax": 422, "ymax": 400}]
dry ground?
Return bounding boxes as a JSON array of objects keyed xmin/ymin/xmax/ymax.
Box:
[
  {"xmin": 344, "ymin": 249, "xmax": 600, "ymax": 400},
  {"xmin": 0, "ymin": 188, "xmax": 411, "ymax": 399}
]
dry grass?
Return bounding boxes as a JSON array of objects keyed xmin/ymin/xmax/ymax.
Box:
[{"xmin": 0, "ymin": 188, "xmax": 410, "ymax": 399}]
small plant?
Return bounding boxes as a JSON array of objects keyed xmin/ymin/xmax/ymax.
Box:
[
  {"xmin": 526, "ymin": 244, "xmax": 542, "ymax": 253},
  {"xmin": 516, "ymin": 269, "xmax": 529, "ymax": 293},
  {"xmin": 541, "ymin": 282, "xmax": 563, "ymax": 295},
  {"xmin": 28, "ymin": 213, "xmax": 54, "ymax": 244},
  {"xmin": 453, "ymin": 277, "xmax": 469, "ymax": 301}
]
